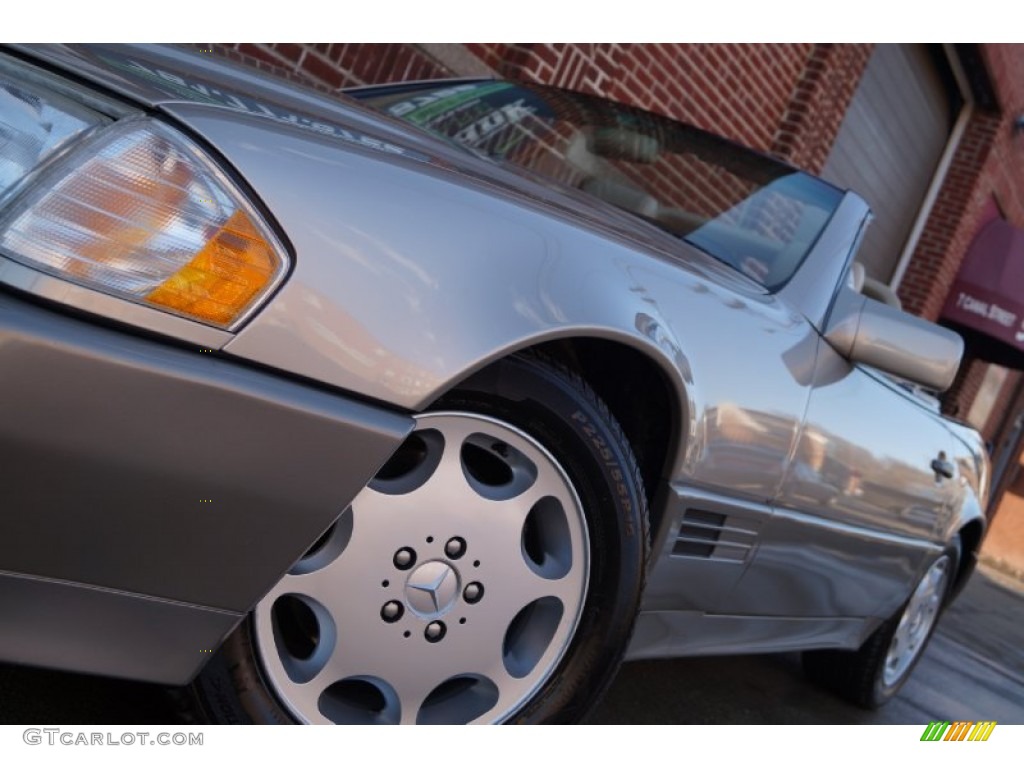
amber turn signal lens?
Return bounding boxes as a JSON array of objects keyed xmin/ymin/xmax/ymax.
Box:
[
  {"xmin": 146, "ymin": 209, "xmax": 277, "ymax": 325},
  {"xmin": 0, "ymin": 119, "xmax": 288, "ymax": 328}
]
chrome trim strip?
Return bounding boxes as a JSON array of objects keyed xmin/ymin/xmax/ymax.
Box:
[
  {"xmin": 672, "ymin": 537, "xmax": 753, "ymax": 552},
  {"xmin": 678, "ymin": 520, "xmax": 758, "ymax": 537},
  {"xmin": 772, "ymin": 504, "xmax": 945, "ymax": 554}
]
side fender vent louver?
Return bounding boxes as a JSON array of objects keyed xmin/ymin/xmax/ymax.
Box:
[{"xmin": 672, "ymin": 509, "xmax": 758, "ymax": 562}]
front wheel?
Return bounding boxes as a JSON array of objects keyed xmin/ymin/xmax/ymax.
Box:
[{"xmin": 191, "ymin": 354, "xmax": 649, "ymax": 724}]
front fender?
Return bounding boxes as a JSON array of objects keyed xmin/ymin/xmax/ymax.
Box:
[
  {"xmin": 162, "ymin": 103, "xmax": 706, "ymax": 458},
  {"xmin": 164, "ymin": 102, "xmax": 818, "ymax": 506}
]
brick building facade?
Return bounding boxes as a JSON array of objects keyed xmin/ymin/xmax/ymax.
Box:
[{"xmin": 210, "ymin": 43, "xmax": 1024, "ymax": 570}]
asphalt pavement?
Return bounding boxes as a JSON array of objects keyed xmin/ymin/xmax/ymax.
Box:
[{"xmin": 1, "ymin": 564, "xmax": 1021, "ymax": 725}]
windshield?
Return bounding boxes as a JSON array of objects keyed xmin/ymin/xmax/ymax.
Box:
[{"xmin": 353, "ymin": 81, "xmax": 843, "ymax": 290}]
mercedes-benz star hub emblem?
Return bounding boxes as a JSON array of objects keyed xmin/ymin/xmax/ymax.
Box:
[{"xmin": 405, "ymin": 560, "xmax": 460, "ymax": 618}]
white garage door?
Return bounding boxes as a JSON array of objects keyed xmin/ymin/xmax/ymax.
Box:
[{"xmin": 822, "ymin": 44, "xmax": 954, "ymax": 283}]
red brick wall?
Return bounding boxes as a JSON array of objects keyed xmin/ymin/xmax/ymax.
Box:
[
  {"xmin": 897, "ymin": 45, "xmax": 1024, "ymax": 420},
  {"xmin": 464, "ymin": 43, "xmax": 870, "ymax": 173},
  {"xmin": 944, "ymin": 356, "xmax": 994, "ymax": 421},
  {"xmin": 211, "ymin": 43, "xmax": 450, "ymax": 92},
  {"xmin": 209, "ymin": 42, "xmax": 872, "ymax": 176},
  {"xmin": 770, "ymin": 44, "xmax": 874, "ymax": 173},
  {"xmin": 897, "ymin": 113, "xmax": 1003, "ymax": 321},
  {"xmin": 985, "ymin": 369, "xmax": 1023, "ymax": 438},
  {"xmin": 899, "ymin": 45, "xmax": 1024, "ymax": 322}
]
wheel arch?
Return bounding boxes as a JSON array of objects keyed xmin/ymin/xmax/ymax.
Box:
[
  {"xmin": 951, "ymin": 517, "xmax": 985, "ymax": 602},
  {"xmin": 203, "ymin": 345, "xmax": 659, "ymax": 724},
  {"xmin": 433, "ymin": 333, "xmax": 689, "ymax": 565}
]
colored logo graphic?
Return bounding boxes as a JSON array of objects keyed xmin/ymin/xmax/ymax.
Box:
[{"xmin": 920, "ymin": 721, "xmax": 997, "ymax": 741}]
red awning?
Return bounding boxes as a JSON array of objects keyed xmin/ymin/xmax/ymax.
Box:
[{"xmin": 941, "ymin": 217, "xmax": 1024, "ymax": 368}]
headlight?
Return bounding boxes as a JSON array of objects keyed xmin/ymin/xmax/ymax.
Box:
[
  {"xmin": 0, "ymin": 74, "xmax": 102, "ymax": 202},
  {"xmin": 0, "ymin": 80, "xmax": 288, "ymax": 330}
]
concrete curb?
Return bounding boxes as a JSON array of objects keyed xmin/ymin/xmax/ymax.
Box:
[{"xmin": 978, "ymin": 553, "xmax": 1024, "ymax": 590}]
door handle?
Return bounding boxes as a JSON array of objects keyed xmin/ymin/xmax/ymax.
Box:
[{"xmin": 931, "ymin": 457, "xmax": 954, "ymax": 479}]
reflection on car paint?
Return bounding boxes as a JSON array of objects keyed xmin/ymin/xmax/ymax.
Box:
[{"xmin": 93, "ymin": 51, "xmax": 432, "ymax": 163}]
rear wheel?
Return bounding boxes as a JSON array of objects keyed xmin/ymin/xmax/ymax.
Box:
[
  {"xmin": 802, "ymin": 545, "xmax": 957, "ymax": 709},
  {"xmin": 191, "ymin": 353, "xmax": 649, "ymax": 724}
]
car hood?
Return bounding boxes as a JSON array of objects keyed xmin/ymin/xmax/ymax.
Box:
[
  {"xmin": 9, "ymin": 43, "xmax": 478, "ymax": 161},
  {"xmin": 6, "ymin": 44, "xmax": 757, "ymax": 293}
]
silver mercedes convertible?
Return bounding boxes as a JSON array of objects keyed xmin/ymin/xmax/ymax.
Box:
[{"xmin": 0, "ymin": 44, "xmax": 989, "ymax": 725}]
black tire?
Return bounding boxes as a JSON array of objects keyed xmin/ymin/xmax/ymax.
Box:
[
  {"xmin": 190, "ymin": 352, "xmax": 649, "ymax": 724},
  {"xmin": 802, "ymin": 542, "xmax": 959, "ymax": 709}
]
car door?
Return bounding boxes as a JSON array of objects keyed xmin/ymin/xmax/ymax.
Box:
[{"xmin": 719, "ymin": 337, "xmax": 961, "ymax": 620}]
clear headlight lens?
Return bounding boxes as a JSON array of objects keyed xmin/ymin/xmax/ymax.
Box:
[
  {"xmin": 0, "ymin": 75, "xmax": 102, "ymax": 201},
  {"xmin": 0, "ymin": 114, "xmax": 288, "ymax": 329}
]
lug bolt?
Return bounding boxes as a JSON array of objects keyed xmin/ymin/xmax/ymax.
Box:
[
  {"xmin": 444, "ymin": 536, "xmax": 467, "ymax": 560},
  {"xmin": 380, "ymin": 601, "xmax": 404, "ymax": 623},
  {"xmin": 463, "ymin": 582, "xmax": 484, "ymax": 604},
  {"xmin": 425, "ymin": 621, "xmax": 446, "ymax": 643},
  {"xmin": 393, "ymin": 547, "xmax": 417, "ymax": 570}
]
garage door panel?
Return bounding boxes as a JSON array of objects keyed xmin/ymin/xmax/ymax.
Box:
[{"xmin": 822, "ymin": 44, "xmax": 952, "ymax": 283}]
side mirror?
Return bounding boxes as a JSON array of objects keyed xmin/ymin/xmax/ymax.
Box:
[{"xmin": 825, "ymin": 288, "xmax": 964, "ymax": 391}]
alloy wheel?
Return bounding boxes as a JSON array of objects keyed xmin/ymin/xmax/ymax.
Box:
[
  {"xmin": 882, "ymin": 554, "xmax": 950, "ymax": 687},
  {"xmin": 253, "ymin": 411, "xmax": 590, "ymax": 724}
]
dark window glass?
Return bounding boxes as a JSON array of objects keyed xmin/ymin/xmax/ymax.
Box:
[{"xmin": 354, "ymin": 82, "xmax": 843, "ymax": 290}]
